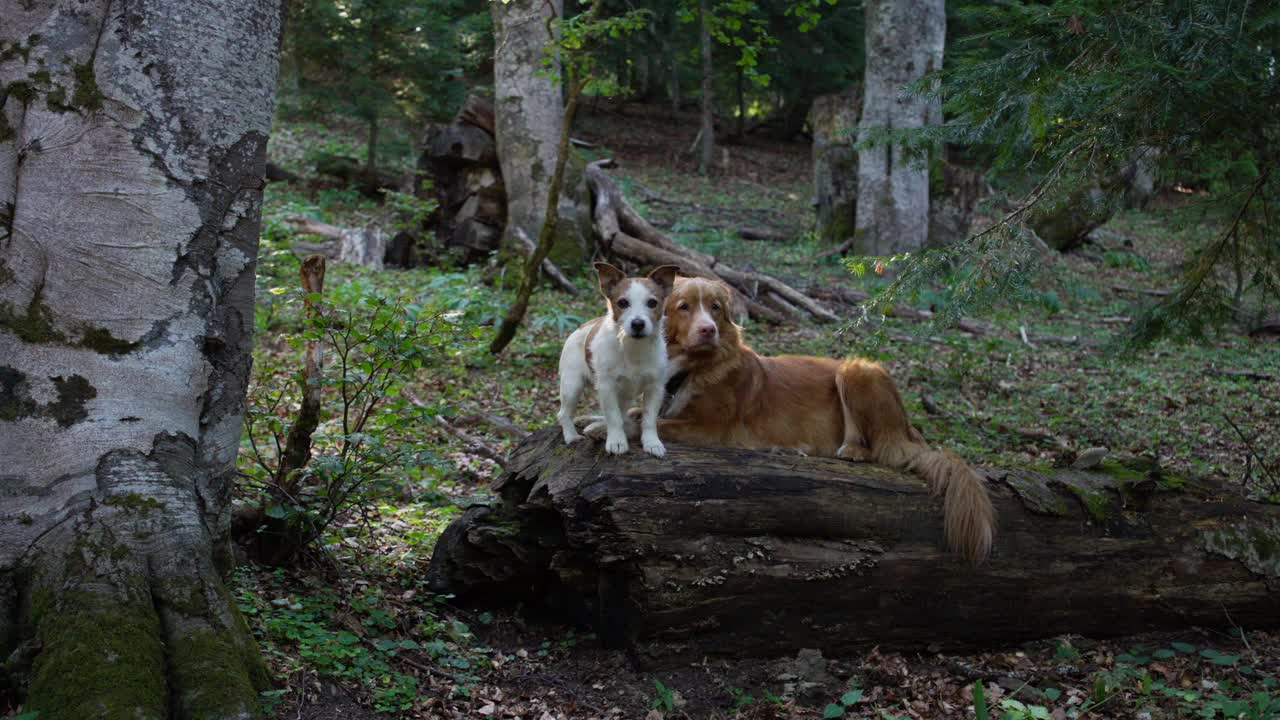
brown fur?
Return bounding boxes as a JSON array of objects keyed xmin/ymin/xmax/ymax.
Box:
[
  {"xmin": 584, "ymin": 263, "xmax": 678, "ymax": 372},
  {"xmin": 595, "ymin": 263, "xmax": 676, "ymax": 326},
  {"xmin": 662, "ymin": 277, "xmax": 996, "ymax": 563}
]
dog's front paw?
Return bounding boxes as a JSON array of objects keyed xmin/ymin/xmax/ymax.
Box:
[
  {"xmin": 563, "ymin": 429, "xmax": 584, "ymax": 444},
  {"xmin": 641, "ymin": 433, "xmax": 666, "ymax": 458},
  {"xmin": 605, "ymin": 433, "xmax": 629, "ymax": 455},
  {"xmin": 836, "ymin": 443, "xmax": 870, "ymax": 462},
  {"xmin": 582, "ymin": 420, "xmax": 607, "ymax": 439}
]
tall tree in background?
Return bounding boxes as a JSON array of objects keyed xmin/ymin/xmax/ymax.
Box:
[
  {"xmin": 863, "ymin": 0, "xmax": 1278, "ymax": 344},
  {"xmin": 698, "ymin": 0, "xmax": 715, "ymax": 174},
  {"xmin": 289, "ymin": 0, "xmax": 479, "ymax": 169},
  {"xmin": 854, "ymin": 0, "xmax": 944, "ymax": 254},
  {"xmin": 491, "ymin": 0, "xmax": 564, "ymax": 248},
  {"xmin": 0, "ymin": 0, "xmax": 281, "ymax": 715}
]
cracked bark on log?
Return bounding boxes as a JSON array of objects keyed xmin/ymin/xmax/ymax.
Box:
[
  {"xmin": 428, "ymin": 429, "xmax": 1280, "ymax": 667},
  {"xmin": 1, "ymin": 1, "xmax": 282, "ymax": 716}
]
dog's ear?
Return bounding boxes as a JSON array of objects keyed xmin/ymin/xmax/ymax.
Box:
[
  {"xmin": 647, "ymin": 265, "xmax": 679, "ymax": 295},
  {"xmin": 594, "ymin": 262, "xmax": 626, "ymax": 298}
]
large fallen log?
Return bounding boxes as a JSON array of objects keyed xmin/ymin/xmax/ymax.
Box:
[{"xmin": 427, "ymin": 429, "xmax": 1280, "ymax": 667}]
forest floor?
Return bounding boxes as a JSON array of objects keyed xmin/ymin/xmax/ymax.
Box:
[{"xmin": 231, "ymin": 104, "xmax": 1280, "ymax": 720}]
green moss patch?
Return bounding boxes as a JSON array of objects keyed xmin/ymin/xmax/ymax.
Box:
[
  {"xmin": 78, "ymin": 326, "xmax": 140, "ymax": 355},
  {"xmin": 70, "ymin": 61, "xmax": 103, "ymax": 113},
  {"xmin": 0, "ymin": 365, "xmax": 38, "ymax": 422},
  {"xmin": 46, "ymin": 374, "xmax": 97, "ymax": 427},
  {"xmin": 0, "ymin": 291, "xmax": 140, "ymax": 355},
  {"xmin": 168, "ymin": 628, "xmax": 263, "ymax": 719},
  {"xmin": 0, "ymin": 294, "xmax": 68, "ymax": 345},
  {"xmin": 1003, "ymin": 469, "xmax": 1071, "ymax": 516},
  {"xmin": 25, "ymin": 585, "xmax": 168, "ymax": 720},
  {"xmin": 103, "ymin": 493, "xmax": 166, "ymax": 516},
  {"xmin": 1069, "ymin": 484, "xmax": 1113, "ymax": 522}
]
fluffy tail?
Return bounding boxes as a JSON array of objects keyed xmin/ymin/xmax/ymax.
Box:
[{"xmin": 875, "ymin": 439, "xmax": 996, "ymax": 564}]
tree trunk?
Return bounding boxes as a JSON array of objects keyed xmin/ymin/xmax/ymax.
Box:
[
  {"xmin": 366, "ymin": 114, "xmax": 379, "ymax": 172},
  {"xmin": 0, "ymin": 1, "xmax": 282, "ymax": 716},
  {"xmin": 698, "ymin": 0, "xmax": 714, "ymax": 175},
  {"xmin": 810, "ymin": 85, "xmax": 862, "ymax": 246},
  {"xmin": 854, "ymin": 0, "xmax": 945, "ymax": 255},
  {"xmin": 735, "ymin": 64, "xmax": 745, "ymax": 140},
  {"xmin": 490, "ymin": 0, "xmax": 564, "ymax": 249},
  {"xmin": 428, "ymin": 430, "xmax": 1280, "ymax": 667},
  {"xmin": 634, "ymin": 52, "xmax": 652, "ymax": 101},
  {"xmin": 669, "ymin": 42, "xmax": 681, "ymax": 115},
  {"xmin": 489, "ymin": 76, "xmax": 587, "ymax": 354}
]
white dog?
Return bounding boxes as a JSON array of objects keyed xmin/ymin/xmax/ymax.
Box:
[{"xmin": 557, "ymin": 263, "xmax": 678, "ymax": 457}]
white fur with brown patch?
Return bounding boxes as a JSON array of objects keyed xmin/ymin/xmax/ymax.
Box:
[{"xmin": 557, "ymin": 263, "xmax": 679, "ymax": 456}]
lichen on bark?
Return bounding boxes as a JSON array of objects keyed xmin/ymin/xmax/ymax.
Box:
[{"xmin": 1, "ymin": 0, "xmax": 284, "ymax": 716}]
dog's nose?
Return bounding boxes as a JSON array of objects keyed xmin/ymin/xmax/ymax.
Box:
[
  {"xmin": 630, "ymin": 318, "xmax": 647, "ymax": 333},
  {"xmin": 697, "ymin": 323, "xmax": 716, "ymax": 338}
]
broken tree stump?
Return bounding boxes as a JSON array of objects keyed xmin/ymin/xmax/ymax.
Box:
[{"xmin": 427, "ymin": 429, "xmax": 1280, "ymax": 666}]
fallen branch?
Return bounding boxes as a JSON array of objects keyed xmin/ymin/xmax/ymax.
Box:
[
  {"xmin": 513, "ymin": 227, "xmax": 579, "ymax": 296},
  {"xmin": 1207, "ymin": 368, "xmax": 1275, "ymax": 382},
  {"xmin": 805, "ymin": 287, "xmax": 993, "ymax": 335},
  {"xmin": 1221, "ymin": 412, "xmax": 1279, "ymax": 493},
  {"xmin": 815, "ymin": 235, "xmax": 855, "ymax": 259},
  {"xmin": 586, "ymin": 163, "xmax": 834, "ymax": 324},
  {"xmin": 286, "ymin": 216, "xmax": 386, "ymax": 270},
  {"xmin": 436, "ymin": 416, "xmax": 506, "ymax": 467},
  {"xmin": 453, "ymin": 412, "xmax": 530, "ymax": 439},
  {"xmin": 1111, "ymin": 284, "xmax": 1172, "ymax": 297},
  {"xmin": 738, "ymin": 227, "xmax": 792, "ymax": 241}
]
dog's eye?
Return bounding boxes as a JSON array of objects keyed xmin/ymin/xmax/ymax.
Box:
[
  {"xmin": 646, "ymin": 298, "xmax": 658, "ymax": 308},
  {"xmin": 678, "ymin": 302, "xmax": 690, "ymax": 311},
  {"xmin": 711, "ymin": 302, "xmax": 721, "ymax": 312},
  {"xmin": 618, "ymin": 298, "xmax": 630, "ymax": 309}
]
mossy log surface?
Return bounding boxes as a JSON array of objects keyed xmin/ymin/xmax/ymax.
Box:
[{"xmin": 428, "ymin": 429, "xmax": 1280, "ymax": 666}]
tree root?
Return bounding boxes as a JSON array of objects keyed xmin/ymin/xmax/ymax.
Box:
[{"xmin": 15, "ymin": 459, "xmax": 268, "ymax": 720}]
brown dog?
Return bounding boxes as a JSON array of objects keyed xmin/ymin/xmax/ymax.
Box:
[{"xmin": 658, "ymin": 276, "xmax": 996, "ymax": 563}]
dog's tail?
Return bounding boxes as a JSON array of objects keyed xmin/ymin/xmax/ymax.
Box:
[
  {"xmin": 873, "ymin": 438, "xmax": 996, "ymax": 564},
  {"xmin": 837, "ymin": 358, "xmax": 995, "ymax": 563}
]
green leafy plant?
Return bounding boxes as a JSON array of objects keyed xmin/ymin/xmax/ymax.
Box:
[
  {"xmin": 974, "ymin": 680, "xmax": 990, "ymax": 720},
  {"xmin": 653, "ymin": 679, "xmax": 677, "ymax": 712},
  {"xmin": 382, "ymin": 188, "xmax": 439, "ymax": 235},
  {"xmin": 234, "ymin": 570, "xmax": 480, "ymax": 712},
  {"xmin": 822, "ymin": 688, "xmax": 863, "ymax": 718},
  {"xmin": 239, "ymin": 279, "xmax": 472, "ymax": 562},
  {"xmin": 728, "ymin": 687, "xmax": 754, "ymax": 709},
  {"xmin": 998, "ymin": 698, "xmax": 1052, "ymax": 720}
]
